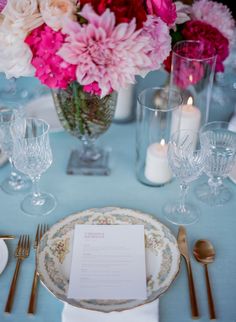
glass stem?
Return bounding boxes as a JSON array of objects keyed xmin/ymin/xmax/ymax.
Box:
[
  {"xmin": 9, "ymin": 158, "xmax": 20, "ymax": 182},
  {"xmin": 72, "ymin": 82, "xmax": 85, "ymax": 135},
  {"xmin": 208, "ymin": 176, "xmax": 222, "ymax": 196},
  {"xmin": 31, "ymin": 176, "xmax": 41, "ymax": 200},
  {"xmin": 81, "ymin": 137, "xmax": 101, "ymax": 161},
  {"xmin": 178, "ymin": 182, "xmax": 189, "ymax": 213}
]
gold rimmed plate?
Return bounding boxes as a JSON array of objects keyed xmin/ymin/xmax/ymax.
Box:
[{"xmin": 36, "ymin": 207, "xmax": 180, "ymax": 312}]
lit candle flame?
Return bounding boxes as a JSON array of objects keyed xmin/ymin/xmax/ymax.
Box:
[
  {"xmin": 189, "ymin": 74, "xmax": 193, "ymax": 83},
  {"xmin": 187, "ymin": 97, "xmax": 193, "ymax": 105},
  {"xmin": 160, "ymin": 139, "xmax": 165, "ymax": 146}
]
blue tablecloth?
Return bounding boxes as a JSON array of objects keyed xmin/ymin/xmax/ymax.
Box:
[{"xmin": 0, "ymin": 123, "xmax": 236, "ymax": 322}]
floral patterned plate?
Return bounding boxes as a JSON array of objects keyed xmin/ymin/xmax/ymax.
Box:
[{"xmin": 37, "ymin": 207, "xmax": 180, "ymax": 312}]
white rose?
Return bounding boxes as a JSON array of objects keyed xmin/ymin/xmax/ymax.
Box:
[
  {"xmin": 2, "ymin": 0, "xmax": 43, "ymax": 33},
  {"xmin": 40, "ymin": 0, "xmax": 77, "ymax": 31},
  {"xmin": 0, "ymin": 20, "xmax": 35, "ymax": 78}
]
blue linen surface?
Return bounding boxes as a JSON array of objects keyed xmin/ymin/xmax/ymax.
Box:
[
  {"xmin": 0, "ymin": 72, "xmax": 236, "ymax": 321},
  {"xmin": 0, "ymin": 125, "xmax": 236, "ymax": 322}
]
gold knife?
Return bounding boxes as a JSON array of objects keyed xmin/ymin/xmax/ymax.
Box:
[
  {"xmin": 0, "ymin": 235, "xmax": 15, "ymax": 240},
  {"xmin": 178, "ymin": 226, "xmax": 200, "ymax": 319}
]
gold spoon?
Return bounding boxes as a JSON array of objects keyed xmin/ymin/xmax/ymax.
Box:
[{"xmin": 193, "ymin": 240, "xmax": 216, "ymax": 320}]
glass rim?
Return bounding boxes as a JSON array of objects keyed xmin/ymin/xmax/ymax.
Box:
[
  {"xmin": 173, "ymin": 40, "xmax": 217, "ymax": 62},
  {"xmin": 20, "ymin": 117, "xmax": 50, "ymax": 140},
  {"xmin": 0, "ymin": 108, "xmax": 18, "ymax": 124},
  {"xmin": 170, "ymin": 128, "xmax": 200, "ymax": 140},
  {"xmin": 200, "ymin": 121, "xmax": 230, "ymax": 133},
  {"xmin": 169, "ymin": 129, "xmax": 201, "ymax": 151},
  {"xmin": 137, "ymin": 87, "xmax": 182, "ymax": 112}
]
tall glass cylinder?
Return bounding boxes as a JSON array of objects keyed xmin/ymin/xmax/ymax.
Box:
[
  {"xmin": 170, "ymin": 40, "xmax": 216, "ymax": 132},
  {"xmin": 136, "ymin": 87, "xmax": 182, "ymax": 186}
]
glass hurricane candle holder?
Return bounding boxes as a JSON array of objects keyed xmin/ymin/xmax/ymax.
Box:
[
  {"xmin": 136, "ymin": 87, "xmax": 182, "ymax": 186},
  {"xmin": 170, "ymin": 40, "xmax": 217, "ymax": 134}
]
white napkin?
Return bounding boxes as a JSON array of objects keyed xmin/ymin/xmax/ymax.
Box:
[{"xmin": 62, "ymin": 299, "xmax": 159, "ymax": 322}]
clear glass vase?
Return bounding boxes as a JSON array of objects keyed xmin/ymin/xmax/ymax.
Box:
[{"xmin": 52, "ymin": 82, "xmax": 117, "ymax": 175}]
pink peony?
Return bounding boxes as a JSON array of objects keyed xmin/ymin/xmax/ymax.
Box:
[
  {"xmin": 141, "ymin": 16, "xmax": 171, "ymax": 71},
  {"xmin": 26, "ymin": 24, "xmax": 76, "ymax": 88},
  {"xmin": 182, "ymin": 20, "xmax": 229, "ymax": 72},
  {"xmin": 146, "ymin": 0, "xmax": 177, "ymax": 26},
  {"xmin": 191, "ymin": 0, "xmax": 235, "ymax": 45},
  {"xmin": 58, "ymin": 5, "xmax": 154, "ymax": 97}
]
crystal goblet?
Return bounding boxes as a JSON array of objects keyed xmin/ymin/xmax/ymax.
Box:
[
  {"xmin": 0, "ymin": 108, "xmax": 31, "ymax": 194},
  {"xmin": 164, "ymin": 130, "xmax": 205, "ymax": 225},
  {"xmin": 196, "ymin": 121, "xmax": 236, "ymax": 206},
  {"xmin": 12, "ymin": 118, "xmax": 56, "ymax": 216}
]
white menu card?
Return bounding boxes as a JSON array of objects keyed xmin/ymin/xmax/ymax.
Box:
[{"xmin": 68, "ymin": 225, "xmax": 147, "ymax": 300}]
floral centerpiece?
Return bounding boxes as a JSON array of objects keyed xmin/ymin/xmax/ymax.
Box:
[{"xmin": 0, "ymin": 0, "xmax": 176, "ymax": 174}]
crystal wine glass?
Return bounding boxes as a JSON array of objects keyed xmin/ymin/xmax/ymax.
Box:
[
  {"xmin": 196, "ymin": 121, "xmax": 236, "ymax": 206},
  {"xmin": 12, "ymin": 118, "xmax": 56, "ymax": 216},
  {"xmin": 0, "ymin": 108, "xmax": 31, "ymax": 194},
  {"xmin": 164, "ymin": 130, "xmax": 205, "ymax": 225}
]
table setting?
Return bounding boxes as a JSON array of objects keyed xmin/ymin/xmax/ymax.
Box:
[{"xmin": 0, "ymin": 0, "xmax": 236, "ymax": 321}]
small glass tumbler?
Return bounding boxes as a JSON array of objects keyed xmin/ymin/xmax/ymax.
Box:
[
  {"xmin": 170, "ymin": 40, "xmax": 217, "ymax": 132},
  {"xmin": 136, "ymin": 87, "xmax": 182, "ymax": 186}
]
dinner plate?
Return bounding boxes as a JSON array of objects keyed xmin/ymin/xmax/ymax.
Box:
[
  {"xmin": 37, "ymin": 207, "xmax": 180, "ymax": 312},
  {"xmin": 0, "ymin": 239, "xmax": 9, "ymax": 274},
  {"xmin": 24, "ymin": 94, "xmax": 63, "ymax": 132}
]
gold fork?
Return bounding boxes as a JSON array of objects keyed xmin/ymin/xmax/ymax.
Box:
[
  {"xmin": 5, "ymin": 235, "xmax": 30, "ymax": 313},
  {"xmin": 28, "ymin": 224, "xmax": 48, "ymax": 314}
]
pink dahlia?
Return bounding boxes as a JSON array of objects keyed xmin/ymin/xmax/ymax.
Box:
[
  {"xmin": 191, "ymin": 0, "xmax": 235, "ymax": 45},
  {"xmin": 146, "ymin": 0, "xmax": 177, "ymax": 26},
  {"xmin": 182, "ymin": 20, "xmax": 229, "ymax": 72},
  {"xmin": 25, "ymin": 24, "xmax": 76, "ymax": 89},
  {"xmin": 58, "ymin": 5, "xmax": 153, "ymax": 97},
  {"xmin": 141, "ymin": 16, "xmax": 171, "ymax": 71}
]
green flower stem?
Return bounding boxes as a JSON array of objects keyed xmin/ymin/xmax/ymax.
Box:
[{"xmin": 72, "ymin": 82, "xmax": 85, "ymax": 135}]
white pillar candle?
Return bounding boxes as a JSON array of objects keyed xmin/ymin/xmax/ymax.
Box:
[
  {"xmin": 144, "ymin": 139, "xmax": 172, "ymax": 184},
  {"xmin": 171, "ymin": 97, "xmax": 201, "ymax": 135}
]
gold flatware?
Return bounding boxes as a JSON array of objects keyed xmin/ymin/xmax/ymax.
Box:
[
  {"xmin": 0, "ymin": 235, "xmax": 15, "ymax": 240},
  {"xmin": 178, "ymin": 226, "xmax": 200, "ymax": 319},
  {"xmin": 5, "ymin": 235, "xmax": 30, "ymax": 313},
  {"xmin": 28, "ymin": 224, "xmax": 48, "ymax": 314},
  {"xmin": 193, "ymin": 240, "xmax": 216, "ymax": 320}
]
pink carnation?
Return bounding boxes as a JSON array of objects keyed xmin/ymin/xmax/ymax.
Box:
[
  {"xmin": 83, "ymin": 82, "xmax": 101, "ymax": 96},
  {"xmin": 191, "ymin": 0, "xmax": 235, "ymax": 45},
  {"xmin": 58, "ymin": 5, "xmax": 154, "ymax": 97},
  {"xmin": 25, "ymin": 24, "xmax": 76, "ymax": 89},
  {"xmin": 182, "ymin": 20, "xmax": 229, "ymax": 72},
  {"xmin": 146, "ymin": 0, "xmax": 177, "ymax": 26},
  {"xmin": 0, "ymin": 0, "xmax": 7, "ymax": 12},
  {"xmin": 141, "ymin": 16, "xmax": 171, "ymax": 71}
]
